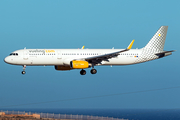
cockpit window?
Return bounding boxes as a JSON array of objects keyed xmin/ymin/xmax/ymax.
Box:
[{"xmin": 9, "ymin": 53, "xmax": 18, "ymax": 56}]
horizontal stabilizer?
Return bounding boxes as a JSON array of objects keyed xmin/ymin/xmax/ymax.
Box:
[{"xmin": 155, "ymin": 50, "xmax": 175, "ymax": 58}]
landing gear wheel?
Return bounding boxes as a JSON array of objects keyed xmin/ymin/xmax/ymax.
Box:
[
  {"xmin": 22, "ymin": 71, "xmax": 26, "ymax": 75},
  {"xmin": 22, "ymin": 65, "xmax": 26, "ymax": 75},
  {"xmin": 80, "ymin": 69, "xmax": 86, "ymax": 75},
  {"xmin": 91, "ymin": 69, "xmax": 97, "ymax": 74}
]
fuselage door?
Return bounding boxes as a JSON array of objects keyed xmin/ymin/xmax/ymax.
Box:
[
  {"xmin": 23, "ymin": 48, "xmax": 29, "ymax": 60},
  {"xmin": 57, "ymin": 50, "xmax": 62, "ymax": 59}
]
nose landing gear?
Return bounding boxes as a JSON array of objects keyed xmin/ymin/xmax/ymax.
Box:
[
  {"xmin": 22, "ymin": 71, "xmax": 26, "ymax": 74},
  {"xmin": 22, "ymin": 65, "xmax": 26, "ymax": 75}
]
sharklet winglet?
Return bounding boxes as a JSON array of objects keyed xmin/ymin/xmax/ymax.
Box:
[
  {"xmin": 81, "ymin": 46, "xmax": 85, "ymax": 49},
  {"xmin": 127, "ymin": 40, "xmax": 134, "ymax": 50}
]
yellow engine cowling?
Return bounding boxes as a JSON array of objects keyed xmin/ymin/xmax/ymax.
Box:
[
  {"xmin": 70, "ymin": 60, "xmax": 89, "ymax": 69},
  {"xmin": 55, "ymin": 65, "xmax": 72, "ymax": 71}
]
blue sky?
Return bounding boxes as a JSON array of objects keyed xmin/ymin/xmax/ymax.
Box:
[{"xmin": 0, "ymin": 0, "xmax": 180, "ymax": 109}]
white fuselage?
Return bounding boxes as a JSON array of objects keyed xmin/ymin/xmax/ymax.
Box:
[{"xmin": 4, "ymin": 49, "xmax": 143, "ymax": 66}]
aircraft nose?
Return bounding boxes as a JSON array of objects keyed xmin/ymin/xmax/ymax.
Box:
[{"xmin": 4, "ymin": 56, "xmax": 11, "ymax": 64}]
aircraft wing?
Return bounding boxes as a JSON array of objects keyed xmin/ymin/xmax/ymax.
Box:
[
  {"xmin": 77, "ymin": 40, "xmax": 134, "ymax": 64},
  {"xmin": 85, "ymin": 49, "xmax": 128, "ymax": 61}
]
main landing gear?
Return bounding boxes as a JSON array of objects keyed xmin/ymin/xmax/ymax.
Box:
[
  {"xmin": 80, "ymin": 68, "xmax": 97, "ymax": 75},
  {"xmin": 90, "ymin": 64, "xmax": 97, "ymax": 75},
  {"xmin": 22, "ymin": 65, "xmax": 26, "ymax": 75},
  {"xmin": 90, "ymin": 69, "xmax": 97, "ymax": 74},
  {"xmin": 80, "ymin": 69, "xmax": 86, "ymax": 75}
]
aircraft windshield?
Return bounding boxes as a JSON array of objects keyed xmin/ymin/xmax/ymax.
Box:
[{"xmin": 9, "ymin": 53, "xmax": 18, "ymax": 56}]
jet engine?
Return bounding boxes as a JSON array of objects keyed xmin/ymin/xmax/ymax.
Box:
[
  {"xmin": 55, "ymin": 65, "xmax": 72, "ymax": 71},
  {"xmin": 70, "ymin": 60, "xmax": 89, "ymax": 69}
]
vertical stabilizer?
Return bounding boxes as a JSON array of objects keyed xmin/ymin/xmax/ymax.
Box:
[{"xmin": 144, "ymin": 26, "xmax": 168, "ymax": 52}]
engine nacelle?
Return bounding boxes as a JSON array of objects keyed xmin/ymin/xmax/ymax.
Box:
[
  {"xmin": 70, "ymin": 60, "xmax": 89, "ymax": 69},
  {"xmin": 55, "ymin": 65, "xmax": 72, "ymax": 71}
]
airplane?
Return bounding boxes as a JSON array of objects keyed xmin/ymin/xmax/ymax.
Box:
[{"xmin": 4, "ymin": 26, "xmax": 174, "ymax": 75}]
